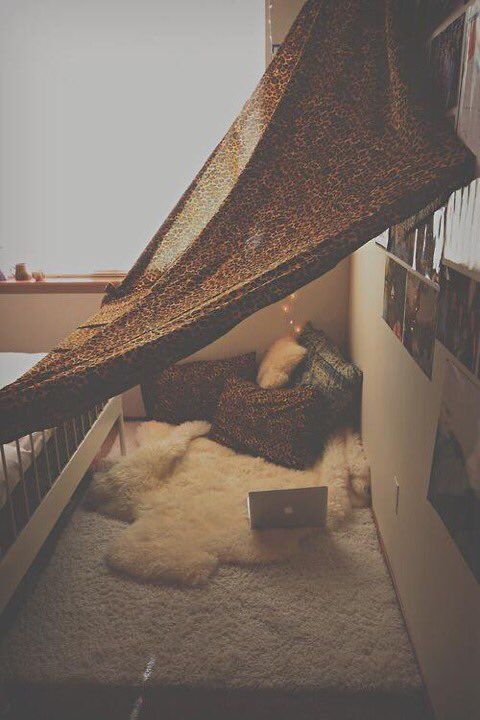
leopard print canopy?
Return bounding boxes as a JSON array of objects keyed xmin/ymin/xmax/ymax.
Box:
[{"xmin": 0, "ymin": 0, "xmax": 474, "ymax": 443}]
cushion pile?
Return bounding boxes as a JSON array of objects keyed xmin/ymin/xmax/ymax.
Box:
[
  {"xmin": 141, "ymin": 353, "xmax": 256, "ymax": 423},
  {"xmin": 141, "ymin": 325, "xmax": 362, "ymax": 468},
  {"xmin": 210, "ymin": 377, "xmax": 323, "ymax": 469}
]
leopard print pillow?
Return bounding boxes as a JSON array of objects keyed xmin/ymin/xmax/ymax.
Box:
[
  {"xmin": 141, "ymin": 353, "xmax": 257, "ymax": 423},
  {"xmin": 210, "ymin": 377, "xmax": 325, "ymax": 469}
]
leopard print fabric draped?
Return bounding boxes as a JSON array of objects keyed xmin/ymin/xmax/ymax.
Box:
[{"xmin": 0, "ymin": 0, "xmax": 474, "ymax": 443}]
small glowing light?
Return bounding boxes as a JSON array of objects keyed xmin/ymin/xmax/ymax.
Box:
[
  {"xmin": 289, "ymin": 320, "xmax": 294, "ymax": 325},
  {"xmin": 289, "ymin": 293, "xmax": 296, "ymax": 300},
  {"xmin": 294, "ymin": 325, "xmax": 302, "ymax": 334},
  {"xmin": 282, "ymin": 304, "xmax": 289, "ymax": 312}
]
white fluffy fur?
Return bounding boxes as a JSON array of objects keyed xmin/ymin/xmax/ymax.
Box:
[
  {"xmin": 345, "ymin": 427, "xmax": 372, "ymax": 507},
  {"xmin": 87, "ymin": 422, "xmax": 371, "ymax": 586},
  {"xmin": 256, "ymin": 336, "xmax": 307, "ymax": 388}
]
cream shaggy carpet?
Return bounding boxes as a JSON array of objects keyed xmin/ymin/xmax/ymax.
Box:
[
  {"xmin": 86, "ymin": 422, "xmax": 371, "ymax": 586},
  {"xmin": 0, "ymin": 507, "xmax": 428, "ymax": 720}
]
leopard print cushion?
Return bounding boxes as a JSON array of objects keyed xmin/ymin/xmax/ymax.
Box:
[
  {"xmin": 210, "ymin": 377, "xmax": 325, "ymax": 469},
  {"xmin": 141, "ymin": 353, "xmax": 256, "ymax": 423},
  {"xmin": 293, "ymin": 323, "xmax": 362, "ymax": 425}
]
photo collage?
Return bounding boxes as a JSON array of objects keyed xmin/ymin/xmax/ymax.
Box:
[
  {"xmin": 381, "ymin": 174, "xmax": 479, "ymax": 381},
  {"xmin": 388, "ymin": 200, "xmax": 444, "ymax": 282},
  {"xmin": 383, "ymin": 256, "xmax": 439, "ymax": 378},
  {"xmin": 382, "ymin": 201, "xmax": 443, "ymax": 378}
]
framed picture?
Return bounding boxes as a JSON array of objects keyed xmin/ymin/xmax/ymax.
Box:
[{"xmin": 428, "ymin": 361, "xmax": 480, "ymax": 582}]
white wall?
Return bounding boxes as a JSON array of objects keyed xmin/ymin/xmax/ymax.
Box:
[
  {"xmin": 349, "ymin": 242, "xmax": 480, "ymax": 720},
  {"xmin": 0, "ymin": 258, "xmax": 350, "ymax": 415},
  {"xmin": 0, "ymin": 0, "xmax": 264, "ymax": 274},
  {"xmin": 265, "ymin": 0, "xmax": 305, "ymax": 62},
  {"xmin": 0, "ymin": 294, "xmax": 103, "ymax": 353},
  {"xmin": 345, "ymin": 0, "xmax": 480, "ymax": 714}
]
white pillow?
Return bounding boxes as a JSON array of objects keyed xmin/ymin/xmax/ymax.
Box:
[{"xmin": 257, "ymin": 336, "xmax": 307, "ymax": 389}]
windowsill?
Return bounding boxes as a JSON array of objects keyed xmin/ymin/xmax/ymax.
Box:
[{"xmin": 0, "ymin": 275, "xmax": 125, "ymax": 294}]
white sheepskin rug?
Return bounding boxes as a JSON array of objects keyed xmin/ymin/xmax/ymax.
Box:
[{"xmin": 86, "ymin": 421, "xmax": 371, "ymax": 586}]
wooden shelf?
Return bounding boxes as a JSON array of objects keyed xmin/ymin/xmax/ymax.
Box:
[{"xmin": 0, "ymin": 276, "xmax": 124, "ymax": 294}]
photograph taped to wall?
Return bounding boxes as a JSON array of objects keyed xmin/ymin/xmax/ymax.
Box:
[
  {"xmin": 429, "ymin": 14, "xmax": 466, "ymax": 110},
  {"xmin": 389, "ymin": 222, "xmax": 416, "ymax": 265},
  {"xmin": 428, "ymin": 361, "xmax": 480, "ymax": 583},
  {"xmin": 383, "ymin": 256, "xmax": 407, "ymax": 341},
  {"xmin": 403, "ymin": 273, "xmax": 439, "ymax": 378},
  {"xmin": 432, "ymin": 205, "xmax": 447, "ymax": 277},
  {"xmin": 457, "ymin": 1, "xmax": 480, "ymax": 160},
  {"xmin": 437, "ymin": 265, "xmax": 480, "ymax": 375},
  {"xmin": 443, "ymin": 178, "xmax": 480, "ymax": 274},
  {"xmin": 388, "ymin": 200, "xmax": 444, "ymax": 280},
  {"xmin": 414, "ymin": 211, "xmax": 446, "ymax": 282}
]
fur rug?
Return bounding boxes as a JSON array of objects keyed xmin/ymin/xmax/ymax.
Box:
[{"xmin": 86, "ymin": 422, "xmax": 371, "ymax": 586}]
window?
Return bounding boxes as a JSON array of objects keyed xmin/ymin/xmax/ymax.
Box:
[{"xmin": 0, "ymin": 0, "xmax": 264, "ymax": 275}]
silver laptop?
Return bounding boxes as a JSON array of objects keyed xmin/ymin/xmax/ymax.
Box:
[{"xmin": 247, "ymin": 486, "xmax": 328, "ymax": 529}]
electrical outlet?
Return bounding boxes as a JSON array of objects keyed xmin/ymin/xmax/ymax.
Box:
[{"xmin": 394, "ymin": 477, "xmax": 400, "ymax": 515}]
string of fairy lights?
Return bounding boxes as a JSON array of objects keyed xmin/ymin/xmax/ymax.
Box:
[
  {"xmin": 282, "ymin": 293, "xmax": 303, "ymax": 337},
  {"xmin": 268, "ymin": 3, "xmax": 302, "ymax": 339},
  {"xmin": 267, "ymin": 2, "xmax": 302, "ymax": 337},
  {"xmin": 268, "ymin": 2, "xmax": 274, "ymax": 63}
]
